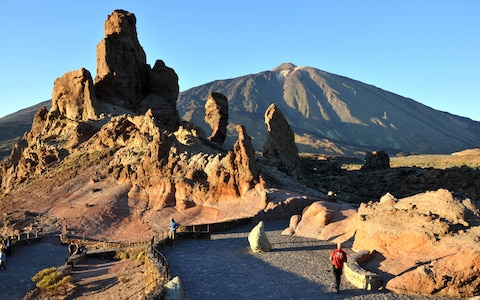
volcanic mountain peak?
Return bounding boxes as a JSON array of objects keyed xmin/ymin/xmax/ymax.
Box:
[{"xmin": 178, "ymin": 64, "xmax": 480, "ymax": 156}]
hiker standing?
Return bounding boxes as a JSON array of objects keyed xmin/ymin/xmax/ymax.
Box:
[
  {"xmin": 0, "ymin": 249, "xmax": 6, "ymax": 271},
  {"xmin": 329, "ymin": 242, "xmax": 347, "ymax": 293},
  {"xmin": 4, "ymin": 238, "xmax": 11, "ymax": 257},
  {"xmin": 169, "ymin": 218, "xmax": 179, "ymax": 245}
]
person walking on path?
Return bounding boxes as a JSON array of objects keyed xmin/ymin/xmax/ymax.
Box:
[
  {"xmin": 330, "ymin": 242, "xmax": 347, "ymax": 294},
  {"xmin": 0, "ymin": 249, "xmax": 6, "ymax": 271},
  {"xmin": 68, "ymin": 242, "xmax": 77, "ymax": 256},
  {"xmin": 169, "ymin": 218, "xmax": 180, "ymax": 246}
]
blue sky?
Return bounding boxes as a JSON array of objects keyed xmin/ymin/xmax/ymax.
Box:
[{"xmin": 1, "ymin": 1, "xmax": 479, "ymax": 121}]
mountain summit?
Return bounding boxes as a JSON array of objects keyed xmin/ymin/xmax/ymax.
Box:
[{"xmin": 178, "ymin": 63, "xmax": 480, "ymax": 156}]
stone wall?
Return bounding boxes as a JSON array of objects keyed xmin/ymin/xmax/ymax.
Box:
[
  {"xmin": 144, "ymin": 246, "xmax": 169, "ymax": 298},
  {"xmin": 344, "ymin": 250, "xmax": 382, "ymax": 290}
]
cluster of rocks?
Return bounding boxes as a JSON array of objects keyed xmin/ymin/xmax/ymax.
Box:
[{"xmin": 279, "ymin": 188, "xmax": 480, "ymax": 298}]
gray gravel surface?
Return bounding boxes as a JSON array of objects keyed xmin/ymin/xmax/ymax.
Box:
[
  {"xmin": 0, "ymin": 236, "xmax": 68, "ymax": 299},
  {"xmin": 163, "ymin": 220, "xmax": 452, "ymax": 300}
]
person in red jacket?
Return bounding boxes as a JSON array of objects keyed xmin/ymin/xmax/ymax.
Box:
[{"xmin": 329, "ymin": 242, "xmax": 347, "ymax": 293}]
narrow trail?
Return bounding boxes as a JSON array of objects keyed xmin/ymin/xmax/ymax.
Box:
[{"xmin": 163, "ymin": 220, "xmax": 440, "ymax": 300}]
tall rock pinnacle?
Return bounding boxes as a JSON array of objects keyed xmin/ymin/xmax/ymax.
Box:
[{"xmin": 94, "ymin": 9, "xmax": 180, "ymax": 130}]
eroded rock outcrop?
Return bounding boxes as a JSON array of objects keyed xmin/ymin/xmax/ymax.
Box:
[
  {"xmin": 0, "ymin": 10, "xmax": 265, "ymax": 236},
  {"xmin": 204, "ymin": 92, "xmax": 228, "ymax": 145},
  {"xmin": 52, "ymin": 68, "xmax": 98, "ymax": 121},
  {"xmin": 288, "ymin": 189, "xmax": 480, "ymax": 297},
  {"xmin": 94, "ymin": 9, "xmax": 149, "ymax": 109},
  {"xmin": 284, "ymin": 201, "xmax": 356, "ymax": 243},
  {"xmin": 263, "ymin": 103, "xmax": 300, "ymax": 177},
  {"xmin": 94, "ymin": 9, "xmax": 180, "ymax": 130},
  {"xmin": 352, "ymin": 189, "xmax": 480, "ymax": 297}
]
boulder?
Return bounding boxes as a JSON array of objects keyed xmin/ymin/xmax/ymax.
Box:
[
  {"xmin": 163, "ymin": 276, "xmax": 184, "ymax": 300},
  {"xmin": 281, "ymin": 214, "xmax": 301, "ymax": 235},
  {"xmin": 360, "ymin": 150, "xmax": 390, "ymax": 171},
  {"xmin": 263, "ymin": 103, "xmax": 300, "ymax": 177},
  {"xmin": 387, "ymin": 247, "xmax": 480, "ymax": 297},
  {"xmin": 293, "ymin": 201, "xmax": 356, "ymax": 243},
  {"xmin": 294, "ymin": 201, "xmax": 337, "ymax": 239},
  {"xmin": 248, "ymin": 221, "xmax": 271, "ymax": 252},
  {"xmin": 204, "ymin": 92, "xmax": 228, "ymax": 145}
]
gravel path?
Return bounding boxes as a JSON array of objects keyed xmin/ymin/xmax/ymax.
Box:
[
  {"xmin": 0, "ymin": 236, "xmax": 68, "ymax": 299},
  {"xmin": 163, "ymin": 220, "xmax": 449, "ymax": 300}
]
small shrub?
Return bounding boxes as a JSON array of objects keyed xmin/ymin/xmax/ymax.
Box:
[
  {"xmin": 32, "ymin": 267, "xmax": 71, "ymax": 292},
  {"xmin": 115, "ymin": 251, "xmax": 131, "ymax": 260},
  {"xmin": 31, "ymin": 267, "xmax": 56, "ymax": 282}
]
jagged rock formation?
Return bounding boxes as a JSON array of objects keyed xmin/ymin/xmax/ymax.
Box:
[
  {"xmin": 52, "ymin": 68, "xmax": 98, "ymax": 121},
  {"xmin": 263, "ymin": 103, "xmax": 300, "ymax": 177},
  {"xmin": 94, "ymin": 9, "xmax": 180, "ymax": 130},
  {"xmin": 204, "ymin": 92, "xmax": 228, "ymax": 145},
  {"xmin": 360, "ymin": 150, "xmax": 390, "ymax": 171},
  {"xmin": 0, "ymin": 10, "xmax": 265, "ymax": 238}
]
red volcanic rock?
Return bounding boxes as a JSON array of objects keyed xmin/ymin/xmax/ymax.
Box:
[
  {"xmin": 94, "ymin": 10, "xmax": 180, "ymax": 130},
  {"xmin": 52, "ymin": 68, "xmax": 98, "ymax": 121},
  {"xmin": 294, "ymin": 201, "xmax": 337, "ymax": 238},
  {"xmin": 289, "ymin": 201, "xmax": 356, "ymax": 242},
  {"xmin": 352, "ymin": 189, "xmax": 480, "ymax": 297},
  {"xmin": 387, "ymin": 247, "xmax": 480, "ymax": 297},
  {"xmin": 140, "ymin": 60, "xmax": 180, "ymax": 130},
  {"xmin": 94, "ymin": 10, "xmax": 149, "ymax": 108},
  {"xmin": 204, "ymin": 92, "xmax": 228, "ymax": 145},
  {"xmin": 286, "ymin": 189, "xmax": 480, "ymax": 297},
  {"xmin": 0, "ymin": 9, "xmax": 265, "ymax": 238}
]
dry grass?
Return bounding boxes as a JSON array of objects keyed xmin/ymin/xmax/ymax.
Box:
[
  {"xmin": 390, "ymin": 154, "xmax": 480, "ymax": 169},
  {"xmin": 341, "ymin": 153, "xmax": 480, "ymax": 171}
]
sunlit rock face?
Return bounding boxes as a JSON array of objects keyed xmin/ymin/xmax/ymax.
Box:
[
  {"xmin": 0, "ymin": 10, "xmax": 266, "ymax": 237},
  {"xmin": 289, "ymin": 189, "xmax": 480, "ymax": 298},
  {"xmin": 94, "ymin": 9, "xmax": 180, "ymax": 130}
]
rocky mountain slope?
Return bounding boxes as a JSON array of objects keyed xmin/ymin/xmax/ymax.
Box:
[
  {"xmin": 0, "ymin": 100, "xmax": 50, "ymax": 158},
  {"xmin": 178, "ymin": 63, "xmax": 480, "ymax": 156}
]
